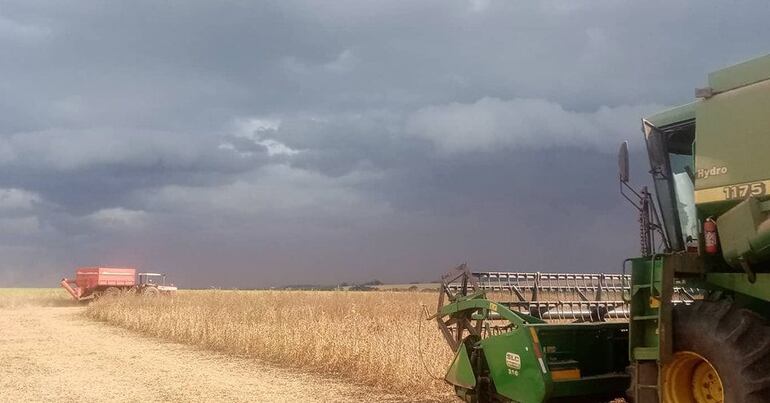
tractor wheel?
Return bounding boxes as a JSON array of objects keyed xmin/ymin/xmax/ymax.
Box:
[
  {"xmin": 142, "ymin": 286, "xmax": 160, "ymax": 297},
  {"xmin": 662, "ymin": 300, "xmax": 770, "ymax": 403},
  {"xmin": 103, "ymin": 287, "xmax": 121, "ymax": 298}
]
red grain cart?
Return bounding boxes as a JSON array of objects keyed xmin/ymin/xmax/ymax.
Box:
[{"xmin": 60, "ymin": 267, "xmax": 177, "ymax": 301}]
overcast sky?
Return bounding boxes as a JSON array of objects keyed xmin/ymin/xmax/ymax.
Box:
[{"xmin": 1, "ymin": 1, "xmax": 768, "ymax": 287}]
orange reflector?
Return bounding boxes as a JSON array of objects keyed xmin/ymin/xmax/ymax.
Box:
[
  {"xmin": 528, "ymin": 327, "xmax": 540, "ymax": 344},
  {"xmin": 529, "ymin": 328, "xmax": 543, "ymax": 358},
  {"xmin": 551, "ymin": 368, "xmax": 581, "ymax": 381},
  {"xmin": 649, "ymin": 296, "xmax": 661, "ymax": 308},
  {"xmin": 528, "ymin": 327, "xmax": 548, "ymax": 374}
]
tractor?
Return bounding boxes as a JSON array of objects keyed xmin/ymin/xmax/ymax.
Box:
[
  {"xmin": 61, "ymin": 267, "xmax": 178, "ymax": 301},
  {"xmin": 431, "ymin": 53, "xmax": 770, "ymax": 402},
  {"xmin": 136, "ymin": 272, "xmax": 177, "ymax": 296}
]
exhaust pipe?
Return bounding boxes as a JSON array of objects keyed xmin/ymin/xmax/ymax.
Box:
[{"xmin": 60, "ymin": 278, "xmax": 81, "ymax": 301}]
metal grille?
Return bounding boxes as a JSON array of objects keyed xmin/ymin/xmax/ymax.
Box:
[{"xmin": 447, "ymin": 271, "xmax": 699, "ymax": 322}]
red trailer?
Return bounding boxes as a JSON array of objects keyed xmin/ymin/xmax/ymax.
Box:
[
  {"xmin": 60, "ymin": 267, "xmax": 137, "ymax": 300},
  {"xmin": 61, "ymin": 266, "xmax": 178, "ymax": 301}
]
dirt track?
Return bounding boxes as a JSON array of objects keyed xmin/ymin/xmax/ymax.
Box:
[{"xmin": 0, "ymin": 306, "xmax": 410, "ymax": 402}]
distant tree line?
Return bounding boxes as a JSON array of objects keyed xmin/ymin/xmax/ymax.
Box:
[{"xmin": 278, "ymin": 279, "xmax": 384, "ymax": 291}]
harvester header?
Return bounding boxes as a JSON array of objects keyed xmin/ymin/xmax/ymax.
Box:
[{"xmin": 431, "ymin": 265, "xmax": 637, "ymax": 402}]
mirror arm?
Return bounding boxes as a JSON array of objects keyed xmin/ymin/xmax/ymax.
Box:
[{"xmin": 620, "ymin": 180, "xmax": 642, "ymax": 210}]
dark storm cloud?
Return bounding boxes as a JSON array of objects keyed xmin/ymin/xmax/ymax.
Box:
[{"xmin": 1, "ymin": 0, "xmax": 768, "ymax": 286}]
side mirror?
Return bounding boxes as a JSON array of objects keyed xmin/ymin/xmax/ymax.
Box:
[{"xmin": 618, "ymin": 141, "xmax": 630, "ymax": 183}]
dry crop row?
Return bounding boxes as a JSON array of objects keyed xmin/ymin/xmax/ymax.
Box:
[{"xmin": 86, "ymin": 290, "xmax": 455, "ymax": 400}]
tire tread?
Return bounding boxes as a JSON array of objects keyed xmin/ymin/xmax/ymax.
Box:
[{"xmin": 673, "ymin": 300, "xmax": 770, "ymax": 403}]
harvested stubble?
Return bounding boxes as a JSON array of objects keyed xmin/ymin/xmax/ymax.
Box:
[
  {"xmin": 85, "ymin": 290, "xmax": 454, "ymax": 399},
  {"xmin": 0, "ymin": 288, "xmax": 76, "ymax": 308}
]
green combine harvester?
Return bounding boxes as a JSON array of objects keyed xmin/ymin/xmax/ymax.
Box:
[{"xmin": 431, "ymin": 54, "xmax": 770, "ymax": 403}]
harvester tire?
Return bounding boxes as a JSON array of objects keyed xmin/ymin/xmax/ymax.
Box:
[
  {"xmin": 142, "ymin": 286, "xmax": 160, "ymax": 297},
  {"xmin": 666, "ymin": 299, "xmax": 770, "ymax": 403}
]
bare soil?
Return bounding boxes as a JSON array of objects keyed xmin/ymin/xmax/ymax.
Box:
[{"xmin": 0, "ymin": 306, "xmax": 419, "ymax": 402}]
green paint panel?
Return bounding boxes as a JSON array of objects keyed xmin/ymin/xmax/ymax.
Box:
[
  {"xmin": 695, "ymin": 76, "xmax": 770, "ymax": 192},
  {"xmin": 708, "ymin": 53, "xmax": 770, "ymax": 93},
  {"xmin": 707, "ymin": 273, "xmax": 770, "ymax": 302},
  {"xmin": 717, "ymin": 198, "xmax": 770, "ymax": 268},
  {"xmin": 628, "ymin": 257, "xmax": 664, "ymax": 361},
  {"xmin": 445, "ymin": 344, "xmax": 476, "ymax": 389},
  {"xmin": 644, "ymin": 102, "xmax": 696, "ymax": 128},
  {"xmin": 480, "ymin": 327, "xmax": 547, "ymax": 403},
  {"xmin": 438, "ymin": 297, "xmax": 527, "ymax": 326}
]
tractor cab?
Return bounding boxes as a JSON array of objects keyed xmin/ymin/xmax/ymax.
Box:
[{"xmin": 137, "ymin": 272, "xmax": 178, "ymax": 294}]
